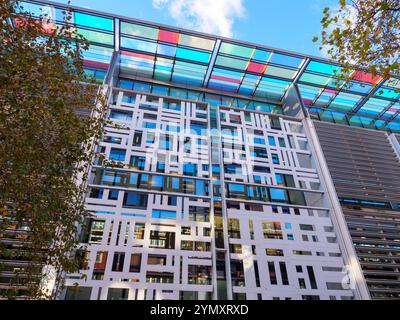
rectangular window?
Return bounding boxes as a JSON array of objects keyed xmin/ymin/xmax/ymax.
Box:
[
  {"xmin": 123, "ymin": 192, "xmax": 148, "ymax": 209},
  {"xmin": 279, "ymin": 262, "xmax": 289, "ymax": 285},
  {"xmin": 112, "ymin": 252, "xmax": 125, "ymax": 272},
  {"xmin": 150, "ymin": 231, "xmax": 175, "ymax": 249},
  {"xmin": 129, "ymin": 254, "xmax": 142, "ymax": 272},
  {"xmin": 147, "ymin": 254, "xmax": 167, "ymax": 266},
  {"xmin": 268, "ymin": 136, "xmax": 276, "ymax": 146},
  {"xmin": 132, "ymin": 131, "xmax": 143, "ymax": 146},
  {"xmin": 262, "ymin": 222, "xmax": 283, "ymax": 239},
  {"xmin": 151, "ymin": 209, "xmax": 176, "ymax": 219},
  {"xmin": 266, "ymin": 248, "xmax": 284, "ymax": 256},
  {"xmin": 130, "ymin": 155, "xmax": 146, "ymax": 170},
  {"xmin": 307, "ymin": 266, "xmax": 318, "ymax": 289},
  {"xmin": 109, "ymin": 148, "xmax": 126, "ymax": 161},
  {"xmin": 228, "ymin": 218, "xmax": 241, "ymax": 239},
  {"xmin": 133, "ymin": 223, "xmax": 145, "ymax": 240},
  {"xmin": 268, "ymin": 262, "xmax": 277, "ymax": 285}
]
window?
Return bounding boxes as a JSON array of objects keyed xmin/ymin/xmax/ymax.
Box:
[
  {"xmin": 181, "ymin": 226, "xmax": 191, "ymax": 235},
  {"xmin": 183, "ymin": 163, "xmax": 198, "ymax": 176},
  {"xmin": 299, "ymin": 278, "xmax": 306, "ymax": 289},
  {"xmin": 280, "ymin": 262, "xmax": 289, "ymax": 285},
  {"xmin": 107, "ymin": 288, "xmax": 129, "ymax": 300},
  {"xmin": 152, "ymin": 209, "xmax": 176, "ymax": 219},
  {"xmin": 270, "ymin": 188, "xmax": 288, "ymax": 202},
  {"xmin": 228, "ymin": 218, "xmax": 241, "ymax": 239},
  {"xmin": 133, "ymin": 223, "xmax": 145, "ymax": 240},
  {"xmin": 132, "ymin": 131, "xmax": 143, "ymax": 146},
  {"xmin": 168, "ymin": 196, "xmax": 177, "ymax": 206},
  {"xmin": 112, "ymin": 252, "xmax": 125, "ymax": 272},
  {"xmin": 110, "ymin": 110, "xmax": 132, "ymax": 121},
  {"xmin": 108, "ymin": 190, "xmax": 119, "ymax": 200},
  {"xmin": 262, "ymin": 221, "xmax": 283, "ymax": 239},
  {"xmin": 271, "ymin": 153, "xmax": 280, "ymax": 164},
  {"xmin": 300, "ymin": 224, "xmax": 315, "ymax": 231},
  {"xmin": 231, "ymin": 260, "xmax": 245, "ymax": 286},
  {"xmin": 147, "ymin": 254, "xmax": 167, "ymax": 266},
  {"xmin": 296, "ymin": 265, "xmax": 303, "ymax": 273},
  {"xmin": 109, "ymin": 148, "xmax": 126, "ymax": 161},
  {"xmin": 268, "ymin": 262, "xmax": 277, "ymax": 285},
  {"xmin": 307, "ymin": 266, "xmax": 318, "ymax": 289},
  {"xmin": 130, "ymin": 155, "xmax": 146, "ymax": 170},
  {"xmin": 266, "ymin": 248, "xmax": 284, "ymax": 256},
  {"xmin": 188, "ymin": 265, "xmax": 212, "ymax": 285},
  {"xmin": 150, "ymin": 231, "xmax": 175, "ymax": 249},
  {"xmin": 64, "ymin": 286, "xmax": 92, "ymax": 300},
  {"xmin": 250, "ymin": 147, "xmax": 268, "ymax": 158},
  {"xmin": 129, "ymin": 254, "xmax": 142, "ymax": 272},
  {"xmin": 159, "ymin": 134, "xmax": 172, "ymax": 150},
  {"xmin": 268, "ymin": 136, "xmax": 276, "ymax": 146},
  {"xmin": 89, "ymin": 220, "xmax": 105, "ymax": 244},
  {"xmin": 123, "ymin": 192, "xmax": 148, "ymax": 209}
]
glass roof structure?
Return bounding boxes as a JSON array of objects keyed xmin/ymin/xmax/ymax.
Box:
[{"xmin": 18, "ymin": 0, "xmax": 400, "ymax": 132}]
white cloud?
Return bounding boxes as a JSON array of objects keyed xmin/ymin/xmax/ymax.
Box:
[{"xmin": 152, "ymin": 0, "xmax": 245, "ymax": 38}]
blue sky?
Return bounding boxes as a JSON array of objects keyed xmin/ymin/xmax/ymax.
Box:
[{"xmin": 50, "ymin": 0, "xmax": 339, "ymax": 58}]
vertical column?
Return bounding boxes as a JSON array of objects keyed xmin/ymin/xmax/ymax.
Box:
[{"xmin": 209, "ymin": 104, "xmax": 232, "ymax": 300}]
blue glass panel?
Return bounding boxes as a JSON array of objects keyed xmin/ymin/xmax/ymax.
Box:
[
  {"xmin": 176, "ymin": 48, "xmax": 210, "ymax": 63},
  {"xmin": 152, "ymin": 210, "xmax": 176, "ymax": 219},
  {"xmin": 252, "ymin": 49, "xmax": 271, "ymax": 62},
  {"xmin": 120, "ymin": 37, "xmax": 157, "ymax": 53},
  {"xmin": 306, "ymin": 61, "xmax": 340, "ymax": 75},
  {"xmin": 269, "ymin": 53, "xmax": 303, "ymax": 68},
  {"xmin": 270, "ymin": 188, "xmax": 287, "ymax": 201},
  {"xmin": 156, "ymin": 43, "xmax": 177, "ymax": 57},
  {"xmin": 109, "ymin": 148, "xmax": 126, "ymax": 161},
  {"xmin": 74, "ymin": 12, "xmax": 113, "ymax": 31},
  {"xmin": 268, "ymin": 136, "xmax": 276, "ymax": 146}
]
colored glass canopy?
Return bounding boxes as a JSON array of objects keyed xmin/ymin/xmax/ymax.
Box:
[{"xmin": 18, "ymin": 0, "xmax": 400, "ymax": 132}]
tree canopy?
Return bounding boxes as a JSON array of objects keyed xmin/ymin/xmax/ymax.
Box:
[
  {"xmin": 314, "ymin": 0, "xmax": 400, "ymax": 84},
  {"xmin": 0, "ymin": 0, "xmax": 108, "ymax": 299}
]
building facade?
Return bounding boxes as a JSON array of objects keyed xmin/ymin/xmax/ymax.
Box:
[{"xmin": 4, "ymin": 0, "xmax": 400, "ymax": 300}]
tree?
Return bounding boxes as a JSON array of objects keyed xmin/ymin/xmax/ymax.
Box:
[
  {"xmin": 0, "ymin": 0, "xmax": 108, "ymax": 299},
  {"xmin": 313, "ymin": 0, "xmax": 400, "ymax": 85}
]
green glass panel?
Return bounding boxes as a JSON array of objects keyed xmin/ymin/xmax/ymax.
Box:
[
  {"xmin": 264, "ymin": 65, "xmax": 297, "ymax": 79},
  {"xmin": 179, "ymin": 34, "xmax": 215, "ymax": 51},
  {"xmin": 176, "ymin": 47, "xmax": 210, "ymax": 63},
  {"xmin": 299, "ymin": 72, "xmax": 333, "ymax": 86},
  {"xmin": 120, "ymin": 21, "xmax": 158, "ymax": 40},
  {"xmin": 74, "ymin": 12, "xmax": 113, "ymax": 31},
  {"xmin": 77, "ymin": 28, "xmax": 114, "ymax": 45},
  {"xmin": 385, "ymin": 77, "xmax": 400, "ymax": 89},
  {"xmin": 215, "ymin": 56, "xmax": 248, "ymax": 70},
  {"xmin": 219, "ymin": 42, "xmax": 253, "ymax": 59}
]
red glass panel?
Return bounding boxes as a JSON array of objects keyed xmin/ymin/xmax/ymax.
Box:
[
  {"xmin": 247, "ymin": 61, "xmax": 267, "ymax": 74},
  {"xmin": 351, "ymin": 71, "xmax": 382, "ymax": 84},
  {"xmin": 158, "ymin": 29, "xmax": 179, "ymax": 44}
]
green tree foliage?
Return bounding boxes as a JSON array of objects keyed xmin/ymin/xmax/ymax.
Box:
[
  {"xmin": 0, "ymin": 0, "xmax": 108, "ymax": 299},
  {"xmin": 314, "ymin": 0, "xmax": 400, "ymax": 84}
]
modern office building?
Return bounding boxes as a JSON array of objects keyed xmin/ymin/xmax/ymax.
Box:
[{"xmin": 3, "ymin": 0, "xmax": 400, "ymax": 300}]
